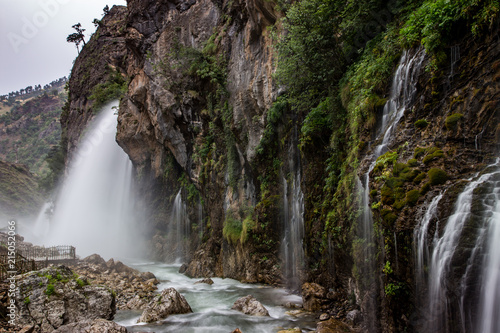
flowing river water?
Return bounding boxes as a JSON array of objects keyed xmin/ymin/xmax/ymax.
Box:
[{"xmin": 114, "ymin": 262, "xmax": 317, "ymax": 333}]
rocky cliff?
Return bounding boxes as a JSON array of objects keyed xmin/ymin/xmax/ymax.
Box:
[{"xmin": 63, "ymin": 1, "xmax": 500, "ymax": 331}]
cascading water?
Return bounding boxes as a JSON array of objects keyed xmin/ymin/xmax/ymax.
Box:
[
  {"xmin": 41, "ymin": 102, "xmax": 142, "ymax": 259},
  {"xmin": 414, "ymin": 193, "xmax": 443, "ymax": 298},
  {"xmin": 424, "ymin": 161, "xmax": 500, "ymax": 333},
  {"xmin": 357, "ymin": 48, "xmax": 425, "ymax": 330},
  {"xmin": 281, "ymin": 125, "xmax": 305, "ymax": 290},
  {"xmin": 170, "ymin": 189, "xmax": 189, "ymax": 263}
]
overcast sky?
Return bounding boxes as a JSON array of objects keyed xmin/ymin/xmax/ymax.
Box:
[{"xmin": 0, "ymin": 0, "xmax": 127, "ymax": 96}]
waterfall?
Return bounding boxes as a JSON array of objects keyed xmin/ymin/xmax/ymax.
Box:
[
  {"xmin": 171, "ymin": 189, "xmax": 189, "ymax": 263},
  {"xmin": 41, "ymin": 102, "xmax": 141, "ymax": 260},
  {"xmin": 414, "ymin": 193, "xmax": 443, "ymax": 297},
  {"xmin": 424, "ymin": 161, "xmax": 500, "ymax": 333},
  {"xmin": 281, "ymin": 124, "xmax": 305, "ymax": 290},
  {"xmin": 357, "ymin": 48, "xmax": 425, "ymax": 330},
  {"xmin": 282, "ymin": 172, "xmax": 305, "ymax": 290}
]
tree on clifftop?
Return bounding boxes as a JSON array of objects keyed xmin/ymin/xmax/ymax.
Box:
[{"xmin": 66, "ymin": 23, "xmax": 86, "ymax": 54}]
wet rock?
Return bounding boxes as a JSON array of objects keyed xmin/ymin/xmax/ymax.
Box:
[
  {"xmin": 194, "ymin": 278, "xmax": 214, "ymax": 285},
  {"xmin": 231, "ymin": 329, "xmax": 243, "ymax": 333},
  {"xmin": 302, "ymin": 282, "xmax": 327, "ymax": 311},
  {"xmin": 232, "ymin": 295, "xmax": 269, "ymax": 316},
  {"xmin": 346, "ymin": 309, "xmax": 362, "ymax": 326},
  {"xmin": 319, "ymin": 313, "xmax": 330, "ymax": 321},
  {"xmin": 316, "ymin": 318, "xmax": 353, "ymax": 333},
  {"xmin": 18, "ymin": 326, "xmax": 35, "ymax": 333},
  {"xmin": 15, "ymin": 266, "xmax": 116, "ymax": 332},
  {"xmin": 179, "ymin": 264, "xmax": 188, "ymax": 274},
  {"xmin": 83, "ymin": 254, "xmax": 107, "ymax": 268},
  {"xmin": 141, "ymin": 271, "xmax": 157, "ymax": 280},
  {"xmin": 53, "ymin": 319, "xmax": 128, "ymax": 333},
  {"xmin": 138, "ymin": 288, "xmax": 192, "ymax": 323},
  {"xmin": 277, "ymin": 328, "xmax": 301, "ymax": 333}
]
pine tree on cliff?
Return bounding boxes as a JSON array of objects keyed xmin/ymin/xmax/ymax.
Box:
[{"xmin": 66, "ymin": 23, "xmax": 86, "ymax": 54}]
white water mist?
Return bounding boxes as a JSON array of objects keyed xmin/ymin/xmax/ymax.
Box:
[{"xmin": 42, "ymin": 102, "xmax": 142, "ymax": 260}]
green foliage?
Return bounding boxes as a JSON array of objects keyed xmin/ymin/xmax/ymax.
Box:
[
  {"xmin": 400, "ymin": 0, "xmax": 499, "ymax": 66},
  {"xmin": 385, "ymin": 282, "xmax": 402, "ymax": 297},
  {"xmin": 428, "ymin": 168, "xmax": 448, "ymax": 185},
  {"xmin": 24, "ymin": 296, "xmax": 30, "ymax": 305},
  {"xmin": 39, "ymin": 144, "xmax": 66, "ymax": 194},
  {"xmin": 76, "ymin": 278, "xmax": 87, "ymax": 287},
  {"xmin": 89, "ymin": 68, "xmax": 127, "ymax": 112},
  {"xmin": 223, "ymin": 205, "xmax": 256, "ymax": 245},
  {"xmin": 300, "ymin": 97, "xmax": 333, "ymax": 148},
  {"xmin": 445, "ymin": 113, "xmax": 463, "ymax": 131},
  {"xmin": 413, "ymin": 172, "xmax": 426, "ymax": 184},
  {"xmin": 420, "ymin": 182, "xmax": 431, "ymax": 195},
  {"xmin": 256, "ymin": 97, "xmax": 288, "ymax": 156},
  {"xmin": 408, "ymin": 158, "xmax": 418, "ymax": 167},
  {"xmin": 383, "ymin": 260, "xmax": 394, "ymax": 275},
  {"xmin": 45, "ymin": 284, "xmax": 55, "ymax": 296},
  {"xmin": 414, "ymin": 119, "xmax": 429, "ymax": 129}
]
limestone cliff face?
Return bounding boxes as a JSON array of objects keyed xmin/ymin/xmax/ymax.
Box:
[
  {"xmin": 114, "ymin": 0, "xmax": 280, "ymax": 282},
  {"xmin": 63, "ymin": 5, "xmax": 128, "ymax": 159},
  {"xmin": 64, "ymin": 1, "xmax": 500, "ymax": 331}
]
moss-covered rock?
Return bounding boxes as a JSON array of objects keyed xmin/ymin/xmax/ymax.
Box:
[
  {"xmin": 428, "ymin": 168, "xmax": 449, "ymax": 185},
  {"xmin": 445, "ymin": 113, "xmax": 463, "ymax": 131}
]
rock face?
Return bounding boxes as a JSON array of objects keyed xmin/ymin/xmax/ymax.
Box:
[
  {"xmin": 53, "ymin": 319, "xmax": 128, "ymax": 333},
  {"xmin": 138, "ymin": 288, "xmax": 193, "ymax": 323},
  {"xmin": 15, "ymin": 266, "xmax": 116, "ymax": 332},
  {"xmin": 231, "ymin": 295, "xmax": 269, "ymax": 316},
  {"xmin": 71, "ymin": 254, "xmax": 158, "ymax": 310},
  {"xmin": 302, "ymin": 283, "xmax": 327, "ymax": 312}
]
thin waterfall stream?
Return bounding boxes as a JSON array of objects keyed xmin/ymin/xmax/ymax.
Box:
[{"xmin": 357, "ymin": 48, "xmax": 425, "ymax": 329}]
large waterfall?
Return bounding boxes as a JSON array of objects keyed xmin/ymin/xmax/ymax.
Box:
[
  {"xmin": 357, "ymin": 48, "xmax": 425, "ymax": 329},
  {"xmin": 423, "ymin": 161, "xmax": 500, "ymax": 333},
  {"xmin": 40, "ymin": 102, "xmax": 142, "ymax": 259}
]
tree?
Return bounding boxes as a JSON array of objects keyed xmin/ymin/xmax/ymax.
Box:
[
  {"xmin": 66, "ymin": 23, "xmax": 86, "ymax": 54},
  {"xmin": 103, "ymin": 5, "xmax": 110, "ymax": 15},
  {"xmin": 93, "ymin": 18, "xmax": 101, "ymax": 28}
]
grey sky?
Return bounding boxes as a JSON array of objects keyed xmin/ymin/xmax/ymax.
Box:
[{"xmin": 0, "ymin": 0, "xmax": 127, "ymax": 96}]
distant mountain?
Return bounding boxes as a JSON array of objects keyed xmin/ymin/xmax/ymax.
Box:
[{"xmin": 0, "ymin": 88, "xmax": 66, "ymax": 175}]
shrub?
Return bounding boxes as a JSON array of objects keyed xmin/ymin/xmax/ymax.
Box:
[
  {"xmin": 428, "ymin": 168, "xmax": 448, "ymax": 185},
  {"xmin": 414, "ymin": 119, "xmax": 429, "ymax": 129},
  {"xmin": 445, "ymin": 113, "xmax": 463, "ymax": 131}
]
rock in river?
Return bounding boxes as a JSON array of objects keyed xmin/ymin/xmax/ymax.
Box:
[
  {"xmin": 232, "ymin": 295, "xmax": 269, "ymax": 316},
  {"xmin": 138, "ymin": 288, "xmax": 193, "ymax": 323}
]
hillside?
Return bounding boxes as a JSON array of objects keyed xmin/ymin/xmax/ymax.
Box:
[
  {"xmin": 0, "ymin": 90, "xmax": 66, "ymax": 175},
  {"xmin": 0, "ymin": 160, "xmax": 42, "ymax": 219}
]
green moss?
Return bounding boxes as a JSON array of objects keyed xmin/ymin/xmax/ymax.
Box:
[
  {"xmin": 406, "ymin": 189, "xmax": 420, "ymax": 206},
  {"xmin": 401, "ymin": 169, "xmax": 420, "ymax": 182},
  {"xmin": 381, "ymin": 209, "xmax": 397, "ymax": 225},
  {"xmin": 393, "ymin": 163, "xmax": 409, "ymax": 176},
  {"xmin": 414, "ymin": 119, "xmax": 429, "ymax": 129},
  {"xmin": 369, "ymin": 189, "xmax": 378, "ymax": 198},
  {"xmin": 423, "ymin": 148, "xmax": 444, "ymax": 165},
  {"xmin": 413, "ymin": 172, "xmax": 426, "ymax": 184},
  {"xmin": 420, "ymin": 182, "xmax": 431, "ymax": 195},
  {"xmin": 428, "ymin": 168, "xmax": 448, "ymax": 185},
  {"xmin": 407, "ymin": 158, "xmax": 418, "ymax": 167},
  {"xmin": 381, "ymin": 185, "xmax": 395, "ymax": 205},
  {"xmin": 393, "ymin": 200, "xmax": 406, "ymax": 210},
  {"xmin": 414, "ymin": 147, "xmax": 426, "ymax": 159},
  {"xmin": 45, "ymin": 284, "xmax": 55, "ymax": 296},
  {"xmin": 89, "ymin": 68, "xmax": 127, "ymax": 112},
  {"xmin": 445, "ymin": 113, "xmax": 463, "ymax": 131}
]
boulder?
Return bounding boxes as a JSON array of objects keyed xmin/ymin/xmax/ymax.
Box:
[
  {"xmin": 138, "ymin": 288, "xmax": 192, "ymax": 323},
  {"xmin": 53, "ymin": 319, "xmax": 127, "ymax": 333},
  {"xmin": 83, "ymin": 254, "xmax": 107, "ymax": 268},
  {"xmin": 302, "ymin": 282, "xmax": 326, "ymax": 311},
  {"xmin": 346, "ymin": 309, "xmax": 362, "ymax": 326},
  {"xmin": 231, "ymin": 295, "xmax": 269, "ymax": 316},
  {"xmin": 277, "ymin": 329, "xmax": 301, "ymax": 333},
  {"xmin": 194, "ymin": 278, "xmax": 214, "ymax": 285},
  {"xmin": 316, "ymin": 318, "xmax": 353, "ymax": 333},
  {"xmin": 15, "ymin": 266, "xmax": 116, "ymax": 332},
  {"xmin": 231, "ymin": 329, "xmax": 243, "ymax": 333},
  {"xmin": 319, "ymin": 313, "xmax": 330, "ymax": 321},
  {"xmin": 179, "ymin": 264, "xmax": 188, "ymax": 274}
]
